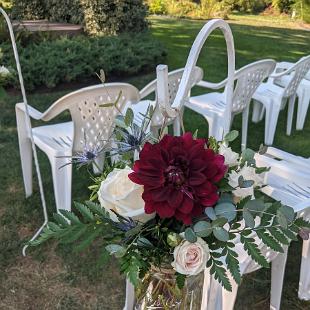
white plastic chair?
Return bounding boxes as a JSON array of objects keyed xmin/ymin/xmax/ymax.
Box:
[
  {"xmin": 16, "ymin": 83, "xmax": 140, "ymax": 213},
  {"xmin": 255, "ymin": 148, "xmax": 310, "ymax": 301},
  {"xmin": 251, "ymin": 55, "xmax": 310, "ymax": 145},
  {"xmin": 131, "ymin": 65, "xmax": 203, "ymax": 136},
  {"xmin": 123, "ymin": 18, "xmax": 235, "ymax": 310},
  {"xmin": 271, "ymin": 61, "xmax": 310, "ymax": 131},
  {"xmin": 186, "ymin": 59, "xmax": 276, "ymax": 150},
  {"xmin": 202, "ymin": 150, "xmax": 310, "ymax": 310}
]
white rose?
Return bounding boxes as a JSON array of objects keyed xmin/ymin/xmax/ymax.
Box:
[
  {"xmin": 228, "ymin": 164, "xmax": 264, "ymax": 200},
  {"xmin": 219, "ymin": 143, "xmax": 239, "ymax": 167},
  {"xmin": 0, "ymin": 66, "xmax": 10, "ymax": 77},
  {"xmin": 98, "ymin": 166, "xmax": 154, "ymax": 223},
  {"xmin": 171, "ymin": 238, "xmax": 209, "ymax": 276}
]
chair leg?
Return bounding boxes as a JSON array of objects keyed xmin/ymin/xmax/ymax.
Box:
[
  {"xmin": 296, "ymin": 90, "xmax": 310, "ymax": 130},
  {"xmin": 298, "ymin": 239, "xmax": 310, "ymax": 300},
  {"xmin": 123, "ymin": 279, "xmax": 135, "ymax": 310},
  {"xmin": 241, "ymin": 106, "xmax": 250, "ymax": 151},
  {"xmin": 49, "ymin": 155, "xmax": 72, "ymax": 212},
  {"xmin": 264, "ymin": 103, "xmax": 281, "ymax": 146},
  {"xmin": 16, "ymin": 105, "xmax": 33, "ymax": 197},
  {"xmin": 173, "ymin": 117, "xmax": 181, "ymax": 136},
  {"xmin": 286, "ymin": 95, "xmax": 296, "ymax": 136},
  {"xmin": 252, "ymin": 100, "xmax": 264, "ymax": 123},
  {"xmin": 207, "ymin": 115, "xmax": 224, "ymax": 141},
  {"xmin": 222, "ymin": 277, "xmax": 239, "ymax": 310},
  {"xmin": 270, "ymin": 246, "xmax": 288, "ymax": 310}
]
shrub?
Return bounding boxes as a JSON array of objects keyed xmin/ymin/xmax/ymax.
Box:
[
  {"xmin": 147, "ymin": 0, "xmax": 167, "ymax": 14},
  {"xmin": 11, "ymin": 0, "xmax": 148, "ymax": 35},
  {"xmin": 0, "ymin": 33, "xmax": 166, "ymax": 90},
  {"xmin": 165, "ymin": 0, "xmax": 199, "ymax": 18}
]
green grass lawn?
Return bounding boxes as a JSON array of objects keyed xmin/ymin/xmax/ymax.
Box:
[{"xmin": 0, "ymin": 15, "xmax": 310, "ymax": 309}]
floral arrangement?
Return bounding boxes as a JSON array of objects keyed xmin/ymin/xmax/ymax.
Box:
[{"xmin": 30, "ymin": 101, "xmax": 310, "ymax": 300}]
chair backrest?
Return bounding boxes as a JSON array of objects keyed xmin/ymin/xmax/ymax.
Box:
[
  {"xmin": 41, "ymin": 83, "xmax": 140, "ymax": 152},
  {"xmin": 151, "ymin": 66, "xmax": 203, "ymax": 126},
  {"xmin": 170, "ymin": 19, "xmax": 235, "ymax": 135},
  {"xmin": 232, "ymin": 59, "xmax": 276, "ymax": 114},
  {"xmin": 275, "ymin": 55, "xmax": 310, "ymax": 98}
]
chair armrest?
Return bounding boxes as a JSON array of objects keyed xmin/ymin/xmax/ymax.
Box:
[
  {"xmin": 15, "ymin": 102, "xmax": 43, "ymax": 120},
  {"xmin": 197, "ymin": 78, "xmax": 228, "ymax": 90}
]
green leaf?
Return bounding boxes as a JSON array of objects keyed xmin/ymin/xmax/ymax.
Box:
[
  {"xmin": 276, "ymin": 210, "xmax": 288, "ymax": 229},
  {"xmin": 75, "ymin": 226, "xmax": 103, "ymax": 252},
  {"xmin": 85, "ymin": 201, "xmax": 107, "ymax": 217},
  {"xmin": 125, "ymin": 107, "xmax": 134, "ymax": 126},
  {"xmin": 106, "ymin": 244, "xmax": 126, "ymax": 258},
  {"xmin": 209, "ymin": 256, "xmax": 232, "ymax": 291},
  {"xmin": 205, "ymin": 207, "xmax": 217, "ymax": 220},
  {"xmin": 279, "ymin": 205, "xmax": 295, "ymax": 223},
  {"xmin": 294, "ymin": 218, "xmax": 310, "ymax": 229},
  {"xmin": 282, "ymin": 228, "xmax": 298, "ymax": 241},
  {"xmin": 240, "ymin": 234, "xmax": 269, "ymax": 268},
  {"xmin": 184, "ymin": 227, "xmax": 197, "ymax": 243},
  {"xmin": 268, "ymin": 228, "xmax": 290, "ymax": 245},
  {"xmin": 176, "ymin": 273, "xmax": 186, "ymax": 289},
  {"xmin": 212, "ymin": 217, "xmax": 228, "ymax": 227},
  {"xmin": 137, "ymin": 237, "xmax": 153, "ymax": 248},
  {"xmin": 215, "ymin": 202, "xmax": 236, "ymax": 222},
  {"xmin": 53, "ymin": 213, "xmax": 69, "ymax": 227},
  {"xmin": 74, "ymin": 202, "xmax": 94, "ymax": 222},
  {"xmin": 244, "ymin": 199, "xmax": 265, "ymax": 213},
  {"xmin": 256, "ymin": 230, "xmax": 284, "ymax": 253},
  {"xmin": 224, "ymin": 130, "xmax": 239, "ymax": 143},
  {"xmin": 59, "ymin": 209, "xmax": 81, "ymax": 225},
  {"xmin": 115, "ymin": 115, "xmax": 127, "ymax": 129},
  {"xmin": 125, "ymin": 225, "xmax": 143, "ymax": 238},
  {"xmin": 243, "ymin": 209, "xmax": 255, "ymax": 228},
  {"xmin": 59, "ymin": 225, "xmax": 88, "ymax": 244},
  {"xmin": 193, "ymin": 221, "xmax": 212, "ymax": 237},
  {"xmin": 225, "ymin": 247, "xmax": 241, "ymax": 285},
  {"xmin": 241, "ymin": 148, "xmax": 255, "ymax": 164},
  {"xmin": 99, "ymin": 102, "xmax": 115, "ymax": 108},
  {"xmin": 213, "ymin": 227, "xmax": 229, "ymax": 241},
  {"xmin": 258, "ymin": 144, "xmax": 268, "ymax": 155}
]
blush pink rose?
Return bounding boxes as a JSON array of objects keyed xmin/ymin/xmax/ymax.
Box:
[{"xmin": 171, "ymin": 237, "xmax": 210, "ymax": 276}]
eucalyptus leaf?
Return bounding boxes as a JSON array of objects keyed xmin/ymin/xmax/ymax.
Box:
[
  {"xmin": 205, "ymin": 207, "xmax": 217, "ymax": 220},
  {"xmin": 243, "ymin": 209, "xmax": 255, "ymax": 228},
  {"xmin": 244, "ymin": 199, "xmax": 265, "ymax": 213},
  {"xmin": 215, "ymin": 202, "xmax": 236, "ymax": 222},
  {"xmin": 184, "ymin": 227, "xmax": 197, "ymax": 243},
  {"xmin": 105, "ymin": 244, "xmax": 126, "ymax": 258},
  {"xmin": 212, "ymin": 217, "xmax": 228, "ymax": 228},
  {"xmin": 224, "ymin": 130, "xmax": 239, "ymax": 142},
  {"xmin": 241, "ymin": 148, "xmax": 255, "ymax": 164},
  {"xmin": 115, "ymin": 115, "xmax": 127, "ymax": 129},
  {"xmin": 277, "ymin": 210, "xmax": 288, "ymax": 229},
  {"xmin": 193, "ymin": 221, "xmax": 212, "ymax": 237},
  {"xmin": 279, "ymin": 205, "xmax": 295, "ymax": 223},
  {"xmin": 137, "ymin": 237, "xmax": 153, "ymax": 248},
  {"xmin": 125, "ymin": 108, "xmax": 134, "ymax": 126},
  {"xmin": 213, "ymin": 227, "xmax": 229, "ymax": 241}
]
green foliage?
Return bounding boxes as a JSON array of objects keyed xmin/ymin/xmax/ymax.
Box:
[
  {"xmin": 1, "ymin": 33, "xmax": 166, "ymax": 90},
  {"xmin": 12, "ymin": 0, "xmax": 148, "ymax": 35},
  {"xmin": 148, "ymin": 0, "xmax": 167, "ymax": 14}
]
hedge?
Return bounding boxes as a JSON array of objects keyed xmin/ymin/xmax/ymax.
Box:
[
  {"xmin": 0, "ymin": 33, "xmax": 167, "ymax": 90},
  {"xmin": 11, "ymin": 0, "xmax": 149, "ymax": 35}
]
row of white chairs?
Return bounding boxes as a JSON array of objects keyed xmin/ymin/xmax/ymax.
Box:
[{"xmin": 10, "ymin": 14, "xmax": 309, "ymax": 309}]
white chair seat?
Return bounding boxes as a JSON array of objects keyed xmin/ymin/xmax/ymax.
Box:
[
  {"xmin": 32, "ymin": 122, "xmax": 73, "ymax": 156},
  {"xmin": 252, "ymin": 82, "xmax": 285, "ymax": 105},
  {"xmin": 187, "ymin": 92, "xmax": 226, "ymax": 116}
]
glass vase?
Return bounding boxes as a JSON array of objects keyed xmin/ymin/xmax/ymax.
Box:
[{"xmin": 134, "ymin": 266, "xmax": 204, "ymax": 310}]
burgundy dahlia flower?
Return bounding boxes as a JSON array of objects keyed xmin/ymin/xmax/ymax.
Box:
[{"xmin": 128, "ymin": 133, "xmax": 227, "ymax": 224}]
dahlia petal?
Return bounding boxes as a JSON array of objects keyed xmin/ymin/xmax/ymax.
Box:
[
  {"xmin": 188, "ymin": 171, "xmax": 207, "ymax": 186},
  {"xmin": 168, "ymin": 190, "xmax": 184, "ymax": 208},
  {"xmin": 145, "ymin": 201, "xmax": 156, "ymax": 214},
  {"xmin": 200, "ymin": 191, "xmax": 219, "ymax": 207},
  {"xmin": 155, "ymin": 202, "xmax": 175, "ymax": 218},
  {"xmin": 175, "ymin": 211, "xmax": 192, "ymax": 225},
  {"xmin": 178, "ymin": 196, "xmax": 194, "ymax": 214}
]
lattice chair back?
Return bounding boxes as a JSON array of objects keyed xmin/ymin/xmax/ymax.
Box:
[
  {"xmin": 277, "ymin": 55, "xmax": 310, "ymax": 98},
  {"xmin": 232, "ymin": 59, "xmax": 276, "ymax": 114},
  {"xmin": 152, "ymin": 66, "xmax": 203, "ymax": 127},
  {"xmin": 39, "ymin": 83, "xmax": 140, "ymax": 152},
  {"xmin": 169, "ymin": 19, "xmax": 235, "ymax": 135}
]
